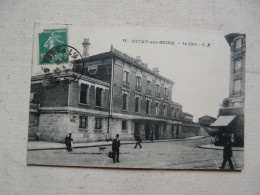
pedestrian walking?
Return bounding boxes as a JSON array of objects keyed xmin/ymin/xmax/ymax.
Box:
[
  {"xmin": 134, "ymin": 134, "xmax": 142, "ymax": 149},
  {"xmin": 220, "ymin": 133, "xmax": 234, "ymax": 170},
  {"xmin": 103, "ymin": 133, "xmax": 109, "ymax": 142},
  {"xmin": 150, "ymin": 132, "xmax": 154, "ymax": 143},
  {"xmin": 112, "ymin": 134, "xmax": 120, "ymax": 163},
  {"xmin": 65, "ymin": 132, "xmax": 73, "ymax": 152}
]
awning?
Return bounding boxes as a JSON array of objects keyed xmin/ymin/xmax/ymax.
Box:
[{"xmin": 210, "ymin": 115, "xmax": 236, "ymax": 127}]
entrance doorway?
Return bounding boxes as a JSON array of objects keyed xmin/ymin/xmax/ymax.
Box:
[
  {"xmin": 145, "ymin": 123, "xmax": 150, "ymax": 140},
  {"xmin": 155, "ymin": 124, "xmax": 159, "ymax": 140},
  {"xmin": 134, "ymin": 122, "xmax": 140, "ymax": 137}
]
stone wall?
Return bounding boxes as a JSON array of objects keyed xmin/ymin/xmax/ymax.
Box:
[
  {"xmin": 28, "ymin": 112, "xmax": 39, "ymax": 141},
  {"xmin": 178, "ymin": 124, "xmax": 200, "ymax": 138}
]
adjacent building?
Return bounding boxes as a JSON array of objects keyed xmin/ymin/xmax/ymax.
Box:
[
  {"xmin": 29, "ymin": 40, "xmax": 200, "ymax": 142},
  {"xmin": 198, "ymin": 115, "xmax": 216, "ymax": 127},
  {"xmin": 211, "ymin": 33, "xmax": 245, "ymax": 146}
]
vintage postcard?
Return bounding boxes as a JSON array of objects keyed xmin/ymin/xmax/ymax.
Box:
[{"xmin": 27, "ymin": 24, "xmax": 244, "ymax": 170}]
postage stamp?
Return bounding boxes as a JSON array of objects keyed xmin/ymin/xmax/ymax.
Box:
[
  {"xmin": 39, "ymin": 28, "xmax": 68, "ymax": 64},
  {"xmin": 28, "ymin": 24, "xmax": 245, "ymax": 171}
]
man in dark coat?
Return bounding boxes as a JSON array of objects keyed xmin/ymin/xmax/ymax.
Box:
[
  {"xmin": 150, "ymin": 132, "xmax": 154, "ymax": 143},
  {"xmin": 220, "ymin": 133, "xmax": 234, "ymax": 170},
  {"xmin": 134, "ymin": 134, "xmax": 142, "ymax": 149},
  {"xmin": 112, "ymin": 134, "xmax": 120, "ymax": 163},
  {"xmin": 65, "ymin": 132, "xmax": 73, "ymax": 152}
]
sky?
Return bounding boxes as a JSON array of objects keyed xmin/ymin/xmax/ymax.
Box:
[{"xmin": 32, "ymin": 24, "xmax": 231, "ymax": 121}]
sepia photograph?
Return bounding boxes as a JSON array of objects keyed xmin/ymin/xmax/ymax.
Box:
[{"xmin": 27, "ymin": 24, "xmax": 245, "ymax": 170}]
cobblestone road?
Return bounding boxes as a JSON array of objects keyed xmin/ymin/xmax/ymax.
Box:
[{"xmin": 27, "ymin": 137, "xmax": 244, "ymax": 170}]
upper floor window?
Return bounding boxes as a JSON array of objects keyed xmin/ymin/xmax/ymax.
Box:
[
  {"xmin": 163, "ymin": 105, "xmax": 167, "ymax": 117},
  {"xmin": 122, "ymin": 94, "xmax": 128, "ymax": 110},
  {"xmin": 107, "ymin": 67, "xmax": 111, "ymax": 74},
  {"xmin": 147, "ymin": 80, "xmax": 151, "ymax": 90},
  {"xmin": 146, "ymin": 99, "xmax": 150, "ymax": 114},
  {"xmin": 235, "ymin": 38, "xmax": 242, "ymax": 49},
  {"xmin": 96, "ymin": 87, "xmax": 103, "ymax": 107},
  {"xmin": 136, "ymin": 76, "xmax": 141, "ymax": 87},
  {"xmin": 234, "ymin": 60, "xmax": 242, "ymax": 72},
  {"xmin": 123, "ymin": 71, "xmax": 129, "ymax": 83},
  {"xmin": 164, "ymin": 87, "xmax": 167, "ymax": 96},
  {"xmin": 171, "ymin": 107, "xmax": 175, "ymax": 119},
  {"xmin": 176, "ymin": 108, "xmax": 179, "ymax": 119},
  {"xmin": 135, "ymin": 97, "xmax": 140, "ymax": 112},
  {"xmin": 234, "ymin": 79, "xmax": 242, "ymax": 94},
  {"xmin": 155, "ymin": 102, "xmax": 159, "ymax": 116},
  {"xmin": 80, "ymin": 84, "xmax": 88, "ymax": 104},
  {"xmin": 89, "ymin": 66, "xmax": 97, "ymax": 74},
  {"xmin": 156, "ymin": 84, "xmax": 160, "ymax": 93}
]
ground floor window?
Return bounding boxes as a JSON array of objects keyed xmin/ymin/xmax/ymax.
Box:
[
  {"xmin": 95, "ymin": 118, "xmax": 102, "ymax": 129},
  {"xmin": 122, "ymin": 120, "xmax": 127, "ymax": 130},
  {"xmin": 79, "ymin": 116, "xmax": 88, "ymax": 129}
]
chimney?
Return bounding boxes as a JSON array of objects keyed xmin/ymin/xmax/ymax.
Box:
[
  {"xmin": 152, "ymin": 67, "xmax": 159, "ymax": 74},
  {"xmin": 82, "ymin": 38, "xmax": 91, "ymax": 58},
  {"xmin": 136, "ymin": 56, "xmax": 142, "ymax": 64}
]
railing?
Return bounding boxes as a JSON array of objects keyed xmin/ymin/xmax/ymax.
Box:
[
  {"xmin": 122, "ymin": 81, "xmax": 129, "ymax": 87},
  {"xmin": 146, "ymin": 89, "xmax": 152, "ymax": 94},
  {"xmin": 135, "ymin": 85, "xmax": 141, "ymax": 91}
]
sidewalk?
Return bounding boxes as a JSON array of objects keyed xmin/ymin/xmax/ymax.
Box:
[
  {"xmin": 199, "ymin": 144, "xmax": 244, "ymax": 151},
  {"xmin": 27, "ymin": 136, "xmax": 206, "ymax": 151}
]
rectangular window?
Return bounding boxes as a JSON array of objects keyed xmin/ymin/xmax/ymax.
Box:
[
  {"xmin": 171, "ymin": 107, "xmax": 175, "ymax": 119},
  {"xmin": 164, "ymin": 87, "xmax": 167, "ymax": 96},
  {"xmin": 136, "ymin": 76, "xmax": 141, "ymax": 87},
  {"xmin": 234, "ymin": 79, "xmax": 242, "ymax": 93},
  {"xmin": 95, "ymin": 118, "xmax": 102, "ymax": 129},
  {"xmin": 107, "ymin": 67, "xmax": 111, "ymax": 74},
  {"xmin": 156, "ymin": 84, "xmax": 160, "ymax": 93},
  {"xmin": 146, "ymin": 100, "xmax": 150, "ymax": 114},
  {"xmin": 147, "ymin": 80, "xmax": 151, "ymax": 90},
  {"xmin": 164, "ymin": 105, "xmax": 167, "ymax": 117},
  {"xmin": 96, "ymin": 87, "xmax": 103, "ymax": 107},
  {"xmin": 79, "ymin": 116, "xmax": 88, "ymax": 129},
  {"xmin": 155, "ymin": 102, "xmax": 159, "ymax": 116},
  {"xmin": 122, "ymin": 94, "xmax": 128, "ymax": 110},
  {"xmin": 235, "ymin": 39, "xmax": 242, "ymax": 49},
  {"xmin": 234, "ymin": 60, "xmax": 242, "ymax": 72},
  {"xmin": 123, "ymin": 71, "xmax": 129, "ymax": 82},
  {"xmin": 135, "ymin": 97, "xmax": 140, "ymax": 112},
  {"xmin": 122, "ymin": 120, "xmax": 127, "ymax": 130},
  {"xmin": 80, "ymin": 84, "xmax": 88, "ymax": 104}
]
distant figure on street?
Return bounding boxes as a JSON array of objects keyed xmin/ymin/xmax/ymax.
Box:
[
  {"xmin": 112, "ymin": 134, "xmax": 120, "ymax": 163},
  {"xmin": 134, "ymin": 134, "xmax": 142, "ymax": 149},
  {"xmin": 220, "ymin": 133, "xmax": 234, "ymax": 170},
  {"xmin": 103, "ymin": 133, "xmax": 109, "ymax": 142},
  {"xmin": 65, "ymin": 132, "xmax": 73, "ymax": 152},
  {"xmin": 150, "ymin": 132, "xmax": 154, "ymax": 143}
]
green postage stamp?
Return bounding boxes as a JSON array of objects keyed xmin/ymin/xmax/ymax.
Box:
[{"xmin": 39, "ymin": 28, "xmax": 68, "ymax": 64}]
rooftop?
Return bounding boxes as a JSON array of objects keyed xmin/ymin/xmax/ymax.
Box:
[{"xmin": 75, "ymin": 46, "xmax": 175, "ymax": 85}]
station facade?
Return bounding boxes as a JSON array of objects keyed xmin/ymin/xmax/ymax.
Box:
[{"xmin": 29, "ymin": 41, "xmax": 200, "ymax": 142}]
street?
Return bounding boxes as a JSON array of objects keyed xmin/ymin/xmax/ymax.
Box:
[{"xmin": 27, "ymin": 137, "xmax": 244, "ymax": 170}]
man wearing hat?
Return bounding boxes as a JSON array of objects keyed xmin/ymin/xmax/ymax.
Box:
[{"xmin": 112, "ymin": 134, "xmax": 120, "ymax": 163}]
